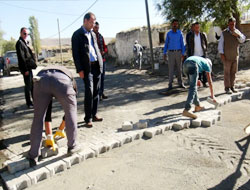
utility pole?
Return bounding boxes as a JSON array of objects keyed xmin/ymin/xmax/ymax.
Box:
[
  {"xmin": 145, "ymin": 0, "xmax": 154, "ymax": 70},
  {"xmin": 57, "ymin": 18, "xmax": 63, "ymax": 64}
]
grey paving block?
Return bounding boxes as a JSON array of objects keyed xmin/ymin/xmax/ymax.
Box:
[
  {"xmin": 136, "ymin": 120, "xmax": 148, "ymax": 129},
  {"xmin": 125, "ymin": 131, "xmax": 141, "ymax": 141},
  {"xmin": 88, "ymin": 142, "xmax": 107, "ymax": 155},
  {"xmin": 45, "ymin": 160, "xmax": 67, "ymax": 177},
  {"xmin": 112, "ymin": 134, "xmax": 132, "ymax": 145},
  {"xmin": 201, "ymin": 119, "xmax": 213, "ymax": 127},
  {"xmin": 207, "ymin": 97, "xmax": 219, "ymax": 108},
  {"xmin": 27, "ymin": 167, "xmax": 50, "ymax": 185},
  {"xmin": 41, "ymin": 146, "xmax": 59, "ymax": 158},
  {"xmin": 240, "ymin": 83, "xmax": 247, "ymax": 88},
  {"xmin": 144, "ymin": 127, "xmax": 161, "ymax": 138},
  {"xmin": 122, "ymin": 121, "xmax": 133, "ymax": 131},
  {"xmin": 172, "ymin": 120, "xmax": 190, "ymax": 131},
  {"xmin": 2, "ymin": 169, "xmax": 32, "ymax": 190},
  {"xmin": 62, "ymin": 154, "xmax": 81, "ymax": 169},
  {"xmin": 77, "ymin": 147, "xmax": 96, "ymax": 161},
  {"xmin": 55, "ymin": 138, "xmax": 67, "ymax": 148},
  {"xmin": 246, "ymin": 82, "xmax": 250, "ymax": 87},
  {"xmin": 191, "ymin": 119, "xmax": 202, "ymax": 128},
  {"xmin": 7, "ymin": 158, "xmax": 30, "ymax": 174}
]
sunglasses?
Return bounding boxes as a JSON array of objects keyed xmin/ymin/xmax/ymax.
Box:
[{"xmin": 23, "ymin": 33, "xmax": 28, "ymax": 35}]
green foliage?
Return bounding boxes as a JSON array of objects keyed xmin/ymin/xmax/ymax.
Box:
[
  {"xmin": 0, "ymin": 28, "xmax": 5, "ymax": 55},
  {"xmin": 156, "ymin": 0, "xmax": 245, "ymax": 30},
  {"xmin": 2, "ymin": 37, "xmax": 16, "ymax": 54},
  {"xmin": 29, "ymin": 16, "xmax": 41, "ymax": 58}
]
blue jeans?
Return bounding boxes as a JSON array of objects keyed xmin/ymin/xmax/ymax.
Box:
[{"xmin": 183, "ymin": 60, "xmax": 200, "ymax": 110}]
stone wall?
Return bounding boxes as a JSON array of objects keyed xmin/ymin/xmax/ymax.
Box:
[{"xmin": 111, "ymin": 25, "xmax": 169, "ymax": 64}]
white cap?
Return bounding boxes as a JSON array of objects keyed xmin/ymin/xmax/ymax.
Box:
[{"xmin": 135, "ymin": 40, "xmax": 138, "ymax": 44}]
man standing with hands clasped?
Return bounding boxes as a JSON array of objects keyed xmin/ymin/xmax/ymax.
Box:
[
  {"xmin": 72, "ymin": 12, "xmax": 103, "ymax": 128},
  {"xmin": 163, "ymin": 19, "xmax": 186, "ymax": 90},
  {"xmin": 218, "ymin": 17, "xmax": 246, "ymax": 94},
  {"xmin": 16, "ymin": 27, "xmax": 37, "ymax": 108}
]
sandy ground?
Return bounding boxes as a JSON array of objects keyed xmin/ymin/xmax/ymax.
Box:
[
  {"xmin": 29, "ymin": 99, "xmax": 250, "ymax": 190},
  {"xmin": 1, "ymin": 63, "xmax": 250, "ymax": 189}
]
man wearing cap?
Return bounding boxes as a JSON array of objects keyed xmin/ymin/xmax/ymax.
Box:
[
  {"xmin": 182, "ymin": 56, "xmax": 217, "ymax": 119},
  {"xmin": 218, "ymin": 17, "xmax": 246, "ymax": 94}
]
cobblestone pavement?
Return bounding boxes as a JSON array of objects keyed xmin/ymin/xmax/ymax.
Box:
[{"xmin": 1, "ymin": 64, "xmax": 250, "ymax": 189}]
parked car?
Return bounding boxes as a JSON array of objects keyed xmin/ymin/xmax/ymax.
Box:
[
  {"xmin": 0, "ymin": 57, "xmax": 4, "ymax": 74},
  {"xmin": 3, "ymin": 51, "xmax": 19, "ymax": 76}
]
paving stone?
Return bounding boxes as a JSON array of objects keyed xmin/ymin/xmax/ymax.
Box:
[
  {"xmin": 45, "ymin": 160, "xmax": 67, "ymax": 177},
  {"xmin": 27, "ymin": 167, "xmax": 50, "ymax": 185},
  {"xmin": 207, "ymin": 97, "xmax": 219, "ymax": 108},
  {"xmin": 62, "ymin": 154, "xmax": 81, "ymax": 169},
  {"xmin": 136, "ymin": 120, "xmax": 148, "ymax": 129},
  {"xmin": 7, "ymin": 158, "xmax": 30, "ymax": 174},
  {"xmin": 125, "ymin": 131, "xmax": 141, "ymax": 141},
  {"xmin": 55, "ymin": 138, "xmax": 67, "ymax": 148},
  {"xmin": 201, "ymin": 119, "xmax": 213, "ymax": 127},
  {"xmin": 191, "ymin": 119, "xmax": 202, "ymax": 128},
  {"xmin": 144, "ymin": 128, "xmax": 161, "ymax": 138},
  {"xmin": 155, "ymin": 124, "xmax": 169, "ymax": 133},
  {"xmin": 122, "ymin": 121, "xmax": 133, "ymax": 131},
  {"xmin": 2, "ymin": 169, "xmax": 32, "ymax": 190},
  {"xmin": 240, "ymin": 83, "xmax": 247, "ymax": 88},
  {"xmin": 172, "ymin": 120, "xmax": 190, "ymax": 131},
  {"xmin": 77, "ymin": 147, "xmax": 96, "ymax": 161},
  {"xmin": 112, "ymin": 134, "xmax": 132, "ymax": 145},
  {"xmin": 235, "ymin": 84, "xmax": 241, "ymax": 89},
  {"xmin": 88, "ymin": 139, "xmax": 112, "ymax": 155},
  {"xmin": 41, "ymin": 146, "xmax": 59, "ymax": 158},
  {"xmin": 246, "ymin": 82, "xmax": 250, "ymax": 87}
]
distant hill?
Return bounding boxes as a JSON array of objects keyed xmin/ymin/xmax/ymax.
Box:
[{"xmin": 41, "ymin": 37, "xmax": 113, "ymax": 48}]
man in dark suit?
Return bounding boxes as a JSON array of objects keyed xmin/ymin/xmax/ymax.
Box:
[
  {"xmin": 16, "ymin": 27, "xmax": 36, "ymax": 108},
  {"xmin": 72, "ymin": 12, "xmax": 103, "ymax": 128}
]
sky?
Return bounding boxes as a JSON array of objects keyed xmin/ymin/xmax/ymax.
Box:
[{"xmin": 0, "ymin": 0, "xmax": 165, "ymax": 41}]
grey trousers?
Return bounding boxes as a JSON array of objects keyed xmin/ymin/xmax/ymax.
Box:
[
  {"xmin": 29, "ymin": 70, "xmax": 77, "ymax": 159},
  {"xmin": 167, "ymin": 51, "xmax": 183, "ymax": 86}
]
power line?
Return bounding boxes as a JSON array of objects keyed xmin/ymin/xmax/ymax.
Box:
[
  {"xmin": 0, "ymin": 2, "xmax": 145, "ymax": 20},
  {"xmin": 0, "ymin": 2, "xmax": 78, "ymax": 16},
  {"xmin": 45, "ymin": 0, "xmax": 99, "ymax": 38}
]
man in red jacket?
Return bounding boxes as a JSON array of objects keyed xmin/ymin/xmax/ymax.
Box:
[{"xmin": 93, "ymin": 21, "xmax": 108, "ymax": 100}]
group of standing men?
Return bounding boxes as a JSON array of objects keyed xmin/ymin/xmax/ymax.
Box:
[{"xmin": 163, "ymin": 17, "xmax": 245, "ymax": 118}]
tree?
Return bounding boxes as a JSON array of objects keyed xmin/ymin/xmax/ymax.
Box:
[
  {"xmin": 0, "ymin": 28, "xmax": 5, "ymax": 55},
  {"xmin": 156, "ymin": 0, "xmax": 249, "ymax": 31},
  {"xmin": 2, "ymin": 38, "xmax": 16, "ymax": 54},
  {"xmin": 29, "ymin": 16, "xmax": 41, "ymax": 60}
]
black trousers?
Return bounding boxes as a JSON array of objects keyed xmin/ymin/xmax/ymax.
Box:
[
  {"xmin": 23, "ymin": 71, "xmax": 33, "ymax": 106},
  {"xmin": 83, "ymin": 63, "xmax": 101, "ymax": 123}
]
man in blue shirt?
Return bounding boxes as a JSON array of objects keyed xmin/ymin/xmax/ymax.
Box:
[
  {"xmin": 182, "ymin": 56, "xmax": 217, "ymax": 119},
  {"xmin": 163, "ymin": 19, "xmax": 186, "ymax": 90}
]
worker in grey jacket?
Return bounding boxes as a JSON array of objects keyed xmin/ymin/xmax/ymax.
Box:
[{"xmin": 27, "ymin": 65, "xmax": 79, "ymax": 165}]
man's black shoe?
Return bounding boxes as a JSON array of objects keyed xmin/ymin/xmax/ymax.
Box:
[
  {"xmin": 231, "ymin": 87, "xmax": 238, "ymax": 93},
  {"xmin": 102, "ymin": 94, "xmax": 108, "ymax": 99},
  {"xmin": 167, "ymin": 85, "xmax": 173, "ymax": 91}
]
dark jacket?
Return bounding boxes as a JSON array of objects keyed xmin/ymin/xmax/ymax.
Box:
[
  {"xmin": 187, "ymin": 32, "xmax": 208, "ymax": 57},
  {"xmin": 15, "ymin": 37, "xmax": 35, "ymax": 74},
  {"xmin": 71, "ymin": 27, "xmax": 103, "ymax": 75}
]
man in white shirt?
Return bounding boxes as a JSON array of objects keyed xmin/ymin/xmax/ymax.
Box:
[
  {"xmin": 218, "ymin": 17, "xmax": 246, "ymax": 94},
  {"xmin": 186, "ymin": 22, "xmax": 208, "ymax": 87}
]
